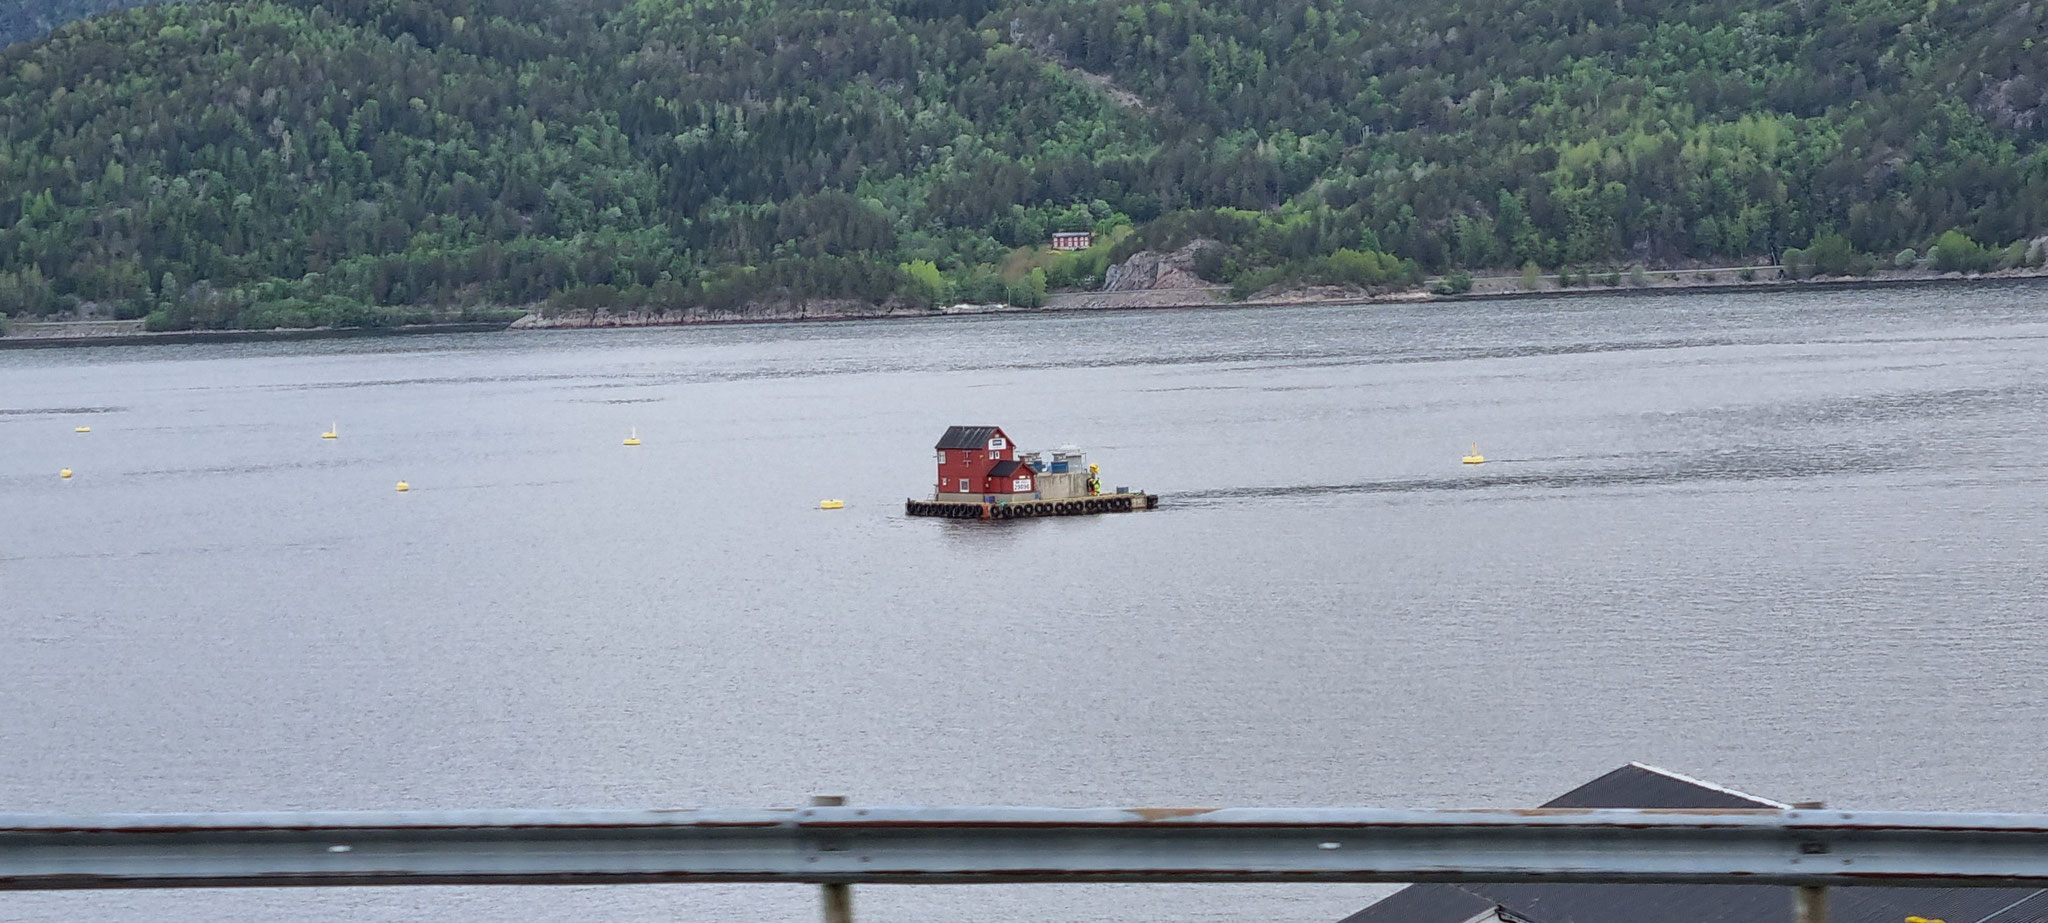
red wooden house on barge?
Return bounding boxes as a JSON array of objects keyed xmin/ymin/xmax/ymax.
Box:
[{"xmin": 908, "ymin": 425, "xmax": 1159, "ymax": 520}]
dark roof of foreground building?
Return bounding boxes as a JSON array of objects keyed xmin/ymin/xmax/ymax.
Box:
[
  {"xmin": 1541, "ymin": 762, "xmax": 1787, "ymax": 811},
  {"xmin": 1339, "ymin": 763, "xmax": 2048, "ymax": 923},
  {"xmin": 935, "ymin": 426, "xmax": 1001, "ymax": 449},
  {"xmin": 989, "ymin": 459, "xmax": 1025, "ymax": 477}
]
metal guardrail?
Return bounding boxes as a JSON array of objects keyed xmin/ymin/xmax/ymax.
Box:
[{"xmin": 8, "ymin": 805, "xmax": 2048, "ymax": 891}]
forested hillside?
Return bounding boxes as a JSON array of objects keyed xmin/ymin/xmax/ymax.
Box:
[{"xmin": 3, "ymin": 0, "xmax": 2046, "ymax": 330}]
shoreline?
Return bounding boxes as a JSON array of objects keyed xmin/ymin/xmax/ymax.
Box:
[
  {"xmin": 1435, "ymin": 267, "xmax": 2048, "ymax": 303},
  {"xmin": 0, "ymin": 320, "xmax": 516, "ymax": 350},
  {"xmin": 5, "ymin": 270, "xmax": 2045, "ymax": 349}
]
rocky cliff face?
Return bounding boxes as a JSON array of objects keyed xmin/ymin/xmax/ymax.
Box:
[{"xmin": 1101, "ymin": 240, "xmax": 1221, "ymax": 292}]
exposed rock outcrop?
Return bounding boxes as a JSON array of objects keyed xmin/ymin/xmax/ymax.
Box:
[
  {"xmin": 2, "ymin": 319, "xmax": 147, "ymax": 339},
  {"xmin": 1101, "ymin": 240, "xmax": 1222, "ymax": 293},
  {"xmin": 1042, "ymin": 289, "xmax": 1230, "ymax": 311}
]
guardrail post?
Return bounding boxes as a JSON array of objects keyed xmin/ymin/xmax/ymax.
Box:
[
  {"xmin": 1795, "ymin": 884, "xmax": 1829, "ymax": 923},
  {"xmin": 813, "ymin": 796, "xmax": 853, "ymax": 923},
  {"xmin": 1793, "ymin": 801, "xmax": 1828, "ymax": 923}
]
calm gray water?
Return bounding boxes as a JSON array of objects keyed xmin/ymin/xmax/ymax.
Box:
[{"xmin": 3, "ymin": 283, "xmax": 2047, "ymax": 922}]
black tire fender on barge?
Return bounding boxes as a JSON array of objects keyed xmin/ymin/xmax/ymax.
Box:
[{"xmin": 911, "ymin": 494, "xmax": 1159, "ymax": 519}]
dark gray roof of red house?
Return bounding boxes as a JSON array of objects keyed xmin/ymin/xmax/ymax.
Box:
[
  {"xmin": 936, "ymin": 426, "xmax": 1002, "ymax": 449},
  {"xmin": 988, "ymin": 459, "xmax": 1027, "ymax": 477},
  {"xmin": 1338, "ymin": 763, "xmax": 2048, "ymax": 923}
]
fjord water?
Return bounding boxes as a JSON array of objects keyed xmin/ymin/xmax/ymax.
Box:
[{"xmin": 3, "ymin": 283, "xmax": 2047, "ymax": 922}]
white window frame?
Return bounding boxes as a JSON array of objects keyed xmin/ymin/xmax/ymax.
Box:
[{"xmin": 958, "ymin": 478, "xmax": 970, "ymax": 492}]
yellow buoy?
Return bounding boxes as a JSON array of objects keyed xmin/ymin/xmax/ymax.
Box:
[
  {"xmin": 1462, "ymin": 442, "xmax": 1486, "ymax": 465},
  {"xmin": 74, "ymin": 426, "xmax": 91, "ymax": 433},
  {"xmin": 819, "ymin": 499, "xmax": 845, "ymax": 510},
  {"xmin": 623, "ymin": 427, "xmax": 642, "ymax": 446},
  {"xmin": 395, "ymin": 480, "xmax": 410, "ymax": 492},
  {"xmin": 322, "ymin": 423, "xmax": 338, "ymax": 439},
  {"xmin": 59, "ymin": 468, "xmax": 73, "ymax": 479}
]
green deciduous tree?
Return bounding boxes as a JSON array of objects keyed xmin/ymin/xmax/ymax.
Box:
[
  {"xmin": 1805, "ymin": 233, "xmax": 1873, "ymax": 277},
  {"xmin": 900, "ymin": 260, "xmax": 945, "ymax": 309},
  {"xmin": 1931, "ymin": 230, "xmax": 1996, "ymax": 274},
  {"xmin": 1781, "ymin": 248, "xmax": 1808, "ymax": 279}
]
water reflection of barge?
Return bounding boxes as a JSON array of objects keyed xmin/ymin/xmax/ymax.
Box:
[{"xmin": 905, "ymin": 426, "xmax": 1160, "ymax": 520}]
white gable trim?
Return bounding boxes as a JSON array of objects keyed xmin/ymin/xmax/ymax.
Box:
[{"xmin": 1626, "ymin": 761, "xmax": 1791, "ymax": 809}]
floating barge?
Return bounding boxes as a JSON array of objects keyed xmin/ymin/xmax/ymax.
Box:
[
  {"xmin": 906, "ymin": 493, "xmax": 1160, "ymax": 519},
  {"xmin": 906, "ymin": 426, "xmax": 1159, "ymax": 520}
]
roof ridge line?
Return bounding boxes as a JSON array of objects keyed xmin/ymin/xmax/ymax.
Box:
[
  {"xmin": 1969, "ymin": 886, "xmax": 2048, "ymax": 923},
  {"xmin": 1625, "ymin": 761, "xmax": 1792, "ymax": 809}
]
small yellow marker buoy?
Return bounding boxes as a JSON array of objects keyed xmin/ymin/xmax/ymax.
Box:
[
  {"xmin": 75, "ymin": 426, "xmax": 91, "ymax": 433},
  {"xmin": 819, "ymin": 499, "xmax": 844, "ymax": 510},
  {"xmin": 395, "ymin": 480, "xmax": 410, "ymax": 492},
  {"xmin": 322, "ymin": 423, "xmax": 338, "ymax": 439},
  {"xmin": 59, "ymin": 468, "xmax": 73, "ymax": 479},
  {"xmin": 1462, "ymin": 442, "xmax": 1486, "ymax": 465},
  {"xmin": 623, "ymin": 427, "xmax": 641, "ymax": 446}
]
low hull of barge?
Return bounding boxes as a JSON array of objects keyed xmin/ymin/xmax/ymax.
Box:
[{"xmin": 905, "ymin": 493, "xmax": 1160, "ymax": 520}]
